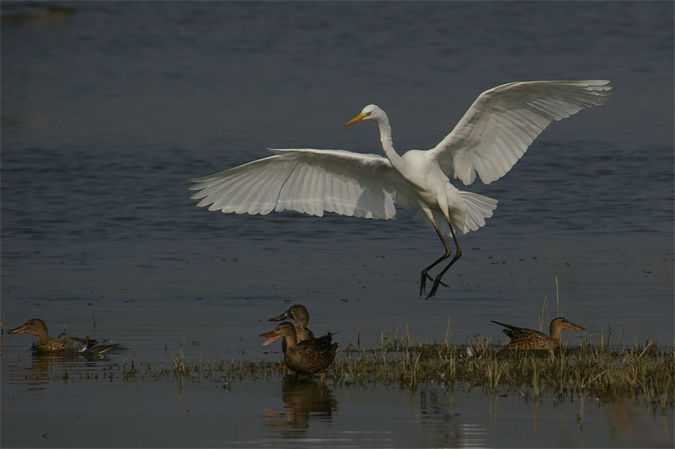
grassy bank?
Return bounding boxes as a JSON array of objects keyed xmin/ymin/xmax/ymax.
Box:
[
  {"xmin": 335, "ymin": 332, "xmax": 673, "ymax": 410},
  {"xmin": 108, "ymin": 330, "xmax": 675, "ymax": 412}
]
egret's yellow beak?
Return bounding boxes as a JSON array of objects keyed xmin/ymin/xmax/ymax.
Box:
[{"xmin": 345, "ymin": 113, "xmax": 368, "ymax": 127}]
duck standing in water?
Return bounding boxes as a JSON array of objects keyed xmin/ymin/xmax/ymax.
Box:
[
  {"xmin": 269, "ymin": 304, "xmax": 335, "ymax": 352},
  {"xmin": 260, "ymin": 322, "xmax": 339, "ymax": 376},
  {"xmin": 269, "ymin": 304, "xmax": 315, "ymax": 350},
  {"xmin": 7, "ymin": 318, "xmax": 119, "ymax": 354},
  {"xmin": 492, "ymin": 317, "xmax": 585, "ymax": 350}
]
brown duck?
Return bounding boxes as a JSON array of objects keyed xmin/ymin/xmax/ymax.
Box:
[
  {"xmin": 7, "ymin": 318, "xmax": 119, "ymax": 354},
  {"xmin": 492, "ymin": 317, "xmax": 585, "ymax": 350},
  {"xmin": 260, "ymin": 322, "xmax": 339, "ymax": 375},
  {"xmin": 269, "ymin": 304, "xmax": 315, "ymax": 352}
]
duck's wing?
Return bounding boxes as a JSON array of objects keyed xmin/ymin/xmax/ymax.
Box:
[
  {"xmin": 432, "ymin": 80, "xmax": 613, "ymax": 186},
  {"xmin": 62, "ymin": 337, "xmax": 92, "ymax": 353},
  {"xmin": 314, "ymin": 332, "xmax": 334, "ymax": 348},
  {"xmin": 492, "ymin": 320, "xmax": 548, "ymax": 340},
  {"xmin": 61, "ymin": 336, "xmax": 120, "ymax": 354},
  {"xmin": 89, "ymin": 339, "xmax": 121, "ymax": 354},
  {"xmin": 491, "ymin": 320, "xmax": 522, "ymax": 336},
  {"xmin": 506, "ymin": 327, "xmax": 549, "ymax": 342}
]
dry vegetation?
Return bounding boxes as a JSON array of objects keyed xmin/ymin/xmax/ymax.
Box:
[
  {"xmin": 335, "ymin": 329, "xmax": 673, "ymax": 411},
  {"xmin": 16, "ymin": 326, "xmax": 671, "ymax": 412},
  {"xmin": 100, "ymin": 328, "xmax": 675, "ymax": 413}
]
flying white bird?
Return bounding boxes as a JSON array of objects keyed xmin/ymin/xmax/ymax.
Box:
[{"xmin": 190, "ymin": 80, "xmax": 612, "ymax": 298}]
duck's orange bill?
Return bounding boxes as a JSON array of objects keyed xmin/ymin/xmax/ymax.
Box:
[{"xmin": 259, "ymin": 331, "xmax": 281, "ymax": 346}]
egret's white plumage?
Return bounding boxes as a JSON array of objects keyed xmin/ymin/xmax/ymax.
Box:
[{"xmin": 190, "ymin": 80, "xmax": 612, "ymax": 298}]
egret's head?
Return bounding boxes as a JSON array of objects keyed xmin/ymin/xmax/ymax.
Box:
[{"xmin": 345, "ymin": 104, "xmax": 384, "ymax": 127}]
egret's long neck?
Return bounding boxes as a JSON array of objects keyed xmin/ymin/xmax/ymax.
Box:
[{"xmin": 375, "ymin": 115, "xmax": 403, "ymax": 169}]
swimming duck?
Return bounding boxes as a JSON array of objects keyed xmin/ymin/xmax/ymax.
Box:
[
  {"xmin": 260, "ymin": 322, "xmax": 339, "ymax": 376},
  {"xmin": 7, "ymin": 318, "xmax": 119, "ymax": 354},
  {"xmin": 492, "ymin": 317, "xmax": 585, "ymax": 350}
]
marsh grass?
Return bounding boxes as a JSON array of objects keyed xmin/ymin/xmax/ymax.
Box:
[
  {"xmin": 38, "ymin": 328, "xmax": 673, "ymax": 412},
  {"xmin": 117, "ymin": 342, "xmax": 283, "ymax": 385},
  {"xmin": 335, "ymin": 328, "xmax": 673, "ymax": 411}
]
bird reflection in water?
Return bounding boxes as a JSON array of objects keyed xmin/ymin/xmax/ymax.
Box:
[
  {"xmin": 6, "ymin": 351, "xmax": 117, "ymax": 387},
  {"xmin": 264, "ymin": 376, "xmax": 337, "ymax": 435},
  {"xmin": 419, "ymin": 389, "xmax": 488, "ymax": 448}
]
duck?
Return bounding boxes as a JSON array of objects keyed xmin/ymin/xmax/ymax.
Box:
[
  {"xmin": 492, "ymin": 317, "xmax": 585, "ymax": 350},
  {"xmin": 269, "ymin": 304, "xmax": 335, "ymax": 353},
  {"xmin": 269, "ymin": 304, "xmax": 315, "ymax": 349},
  {"xmin": 260, "ymin": 322, "xmax": 339, "ymax": 376},
  {"xmin": 7, "ymin": 318, "xmax": 119, "ymax": 354}
]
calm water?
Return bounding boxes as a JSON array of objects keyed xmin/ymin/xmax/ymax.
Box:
[{"xmin": 2, "ymin": 1, "xmax": 673, "ymax": 447}]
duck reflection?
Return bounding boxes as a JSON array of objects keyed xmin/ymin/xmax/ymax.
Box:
[
  {"xmin": 265, "ymin": 376, "xmax": 338, "ymax": 435},
  {"xmin": 419, "ymin": 389, "xmax": 488, "ymax": 448},
  {"xmin": 6, "ymin": 350, "xmax": 118, "ymax": 387}
]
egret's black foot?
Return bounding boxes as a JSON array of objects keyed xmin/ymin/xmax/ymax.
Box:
[
  {"xmin": 425, "ymin": 277, "xmax": 449, "ymax": 299},
  {"xmin": 419, "ymin": 271, "xmax": 436, "ymax": 297},
  {"xmin": 420, "ymin": 271, "xmax": 449, "ymax": 299},
  {"xmin": 419, "ymin": 273, "xmax": 428, "ymax": 298}
]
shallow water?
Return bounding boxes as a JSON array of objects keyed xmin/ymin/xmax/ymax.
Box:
[
  {"xmin": 1, "ymin": 1, "xmax": 674, "ymax": 447},
  {"xmin": 2, "ymin": 350, "xmax": 673, "ymax": 448}
]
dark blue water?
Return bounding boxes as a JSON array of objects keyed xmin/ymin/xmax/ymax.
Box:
[{"xmin": 2, "ymin": 2, "xmax": 673, "ymax": 447}]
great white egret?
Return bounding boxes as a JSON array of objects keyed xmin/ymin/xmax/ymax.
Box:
[{"xmin": 190, "ymin": 80, "xmax": 612, "ymax": 298}]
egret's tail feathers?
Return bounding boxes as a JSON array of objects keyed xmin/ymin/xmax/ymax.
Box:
[
  {"xmin": 459, "ymin": 191, "xmax": 498, "ymax": 233},
  {"xmin": 414, "ymin": 192, "xmax": 497, "ymax": 236}
]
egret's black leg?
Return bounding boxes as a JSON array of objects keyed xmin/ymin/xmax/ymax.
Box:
[
  {"xmin": 426, "ymin": 222, "xmax": 462, "ymax": 299},
  {"xmin": 419, "ymin": 221, "xmax": 452, "ymax": 298}
]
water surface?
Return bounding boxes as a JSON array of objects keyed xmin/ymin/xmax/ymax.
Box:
[{"xmin": 2, "ymin": 1, "xmax": 673, "ymax": 447}]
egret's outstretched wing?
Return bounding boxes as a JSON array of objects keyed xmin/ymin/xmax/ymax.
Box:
[
  {"xmin": 190, "ymin": 149, "xmax": 416, "ymax": 219},
  {"xmin": 433, "ymin": 80, "xmax": 613, "ymax": 186}
]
